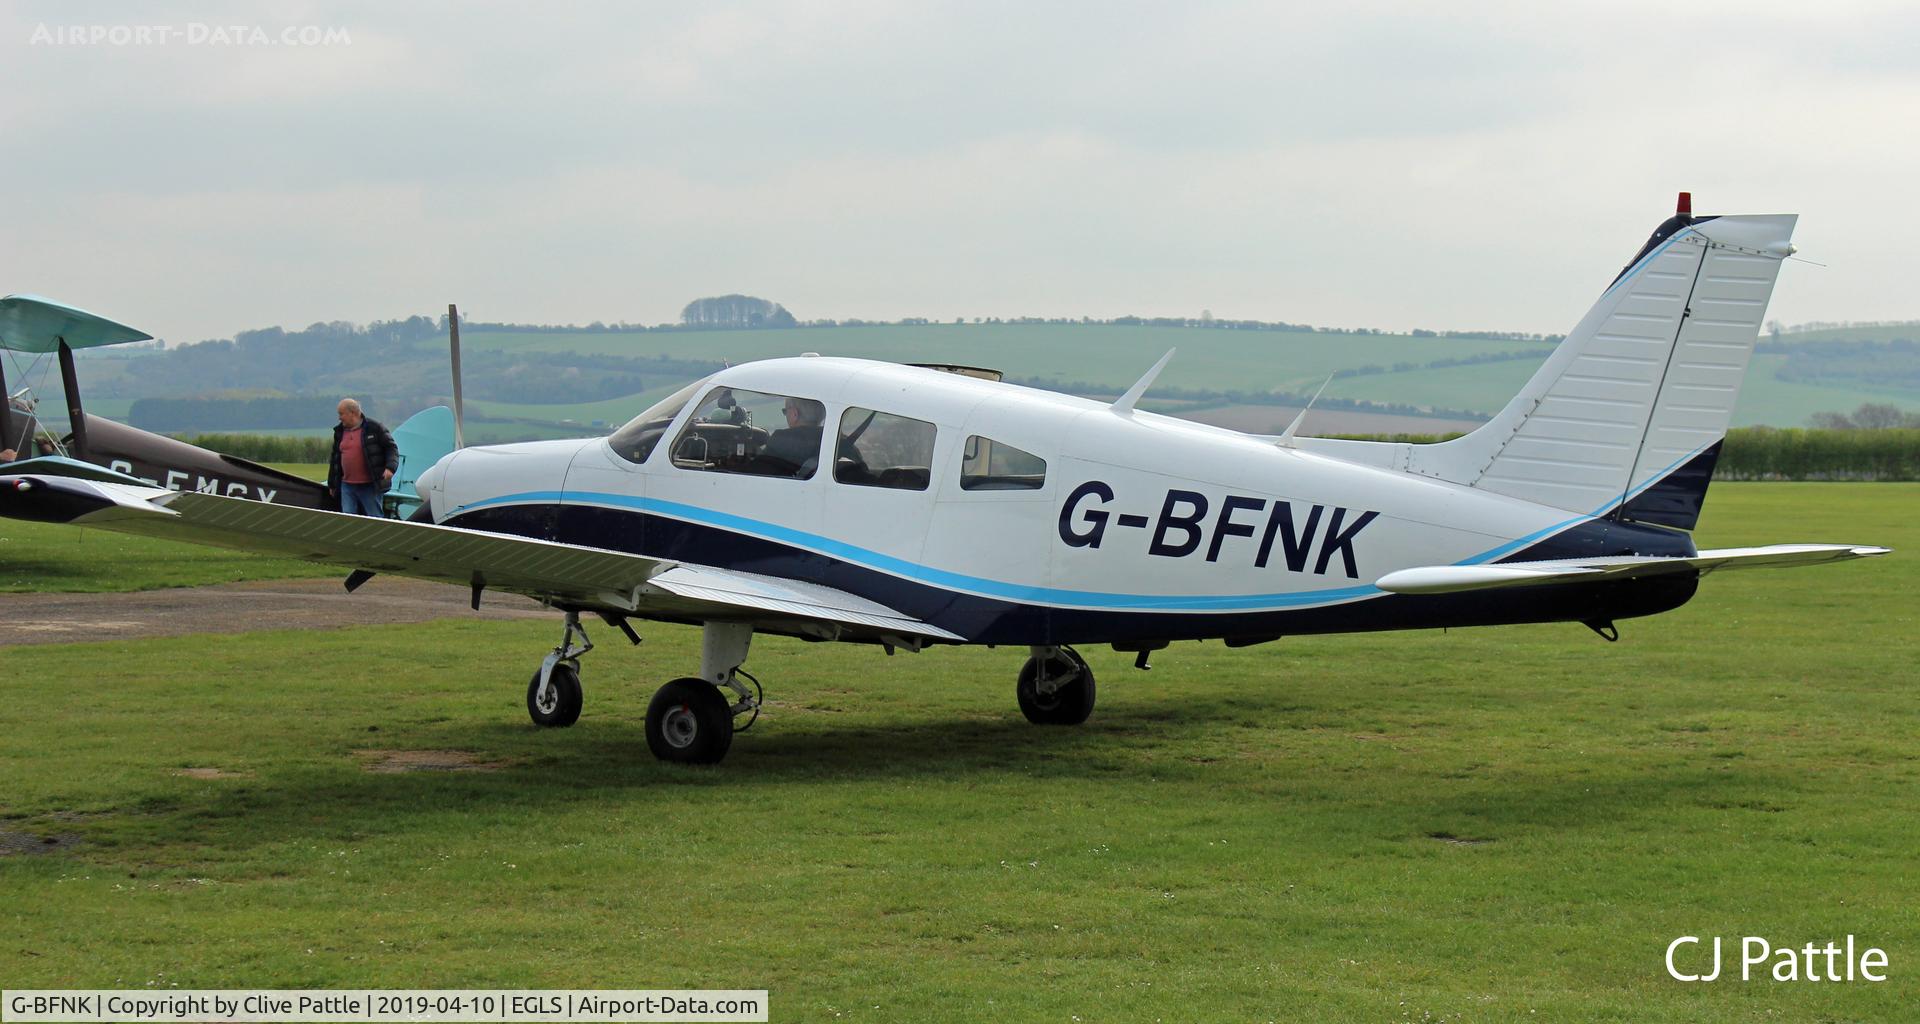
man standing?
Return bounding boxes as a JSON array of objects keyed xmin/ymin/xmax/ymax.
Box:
[{"xmin": 328, "ymin": 398, "xmax": 397, "ymax": 516}]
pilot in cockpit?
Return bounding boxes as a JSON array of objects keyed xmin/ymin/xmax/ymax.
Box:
[{"xmin": 764, "ymin": 397, "xmax": 825, "ymax": 474}]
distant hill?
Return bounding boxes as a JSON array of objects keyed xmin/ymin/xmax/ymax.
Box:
[{"xmin": 37, "ymin": 316, "xmax": 1919, "ymax": 438}]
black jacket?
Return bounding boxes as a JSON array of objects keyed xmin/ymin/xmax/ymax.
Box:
[{"xmin": 328, "ymin": 417, "xmax": 399, "ymax": 496}]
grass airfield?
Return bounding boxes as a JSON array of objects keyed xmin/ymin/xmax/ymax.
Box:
[{"xmin": 0, "ymin": 484, "xmax": 1914, "ymax": 1022}]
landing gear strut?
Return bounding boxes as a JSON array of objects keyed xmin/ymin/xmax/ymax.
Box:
[
  {"xmin": 526, "ymin": 610, "xmax": 591, "ymax": 727},
  {"xmin": 1017, "ymin": 645, "xmax": 1096, "ymax": 725},
  {"xmin": 645, "ymin": 622, "xmax": 763, "ymax": 765}
]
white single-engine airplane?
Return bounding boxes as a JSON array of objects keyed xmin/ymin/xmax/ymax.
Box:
[{"xmin": 0, "ymin": 196, "xmax": 1889, "ymax": 764}]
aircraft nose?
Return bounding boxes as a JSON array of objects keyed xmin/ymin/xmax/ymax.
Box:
[{"xmin": 414, "ymin": 455, "xmax": 450, "ymax": 520}]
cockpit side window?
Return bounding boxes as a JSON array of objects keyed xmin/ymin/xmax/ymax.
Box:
[
  {"xmin": 669, "ymin": 386, "xmax": 825, "ymax": 479},
  {"xmin": 960, "ymin": 436, "xmax": 1047, "ymax": 490},
  {"xmin": 607, "ymin": 378, "xmax": 707, "ymax": 465},
  {"xmin": 834, "ymin": 407, "xmax": 936, "ymax": 491}
]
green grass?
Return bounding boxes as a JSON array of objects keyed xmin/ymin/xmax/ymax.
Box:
[
  {"xmin": 0, "ymin": 464, "xmax": 338, "ymax": 592},
  {"xmin": 0, "ymin": 485, "xmax": 1912, "ymax": 1021}
]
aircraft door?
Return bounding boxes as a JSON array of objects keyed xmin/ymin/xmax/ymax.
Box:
[{"xmin": 820, "ymin": 404, "xmax": 942, "ymax": 592}]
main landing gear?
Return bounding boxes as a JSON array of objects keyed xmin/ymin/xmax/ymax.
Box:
[
  {"xmin": 523, "ymin": 614, "xmax": 764, "ymax": 765},
  {"xmin": 644, "ymin": 621, "xmax": 761, "ymax": 765},
  {"xmin": 525, "ymin": 618, "xmax": 1098, "ymax": 761},
  {"xmin": 1017, "ymin": 645, "xmax": 1096, "ymax": 725}
]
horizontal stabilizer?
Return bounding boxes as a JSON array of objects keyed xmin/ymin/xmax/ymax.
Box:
[
  {"xmin": 0, "ymin": 455, "xmax": 156, "ymax": 486},
  {"xmin": 0, "ymin": 473, "xmax": 179, "ymax": 523},
  {"xmin": 1376, "ymin": 544, "xmax": 1890, "ymax": 595}
]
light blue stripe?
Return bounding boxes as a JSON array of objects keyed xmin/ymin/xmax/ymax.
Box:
[
  {"xmin": 454, "ymin": 440, "xmax": 1709, "ymax": 612},
  {"xmin": 455, "ymin": 489, "xmax": 1381, "ymax": 611}
]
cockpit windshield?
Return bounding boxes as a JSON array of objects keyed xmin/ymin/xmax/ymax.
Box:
[{"xmin": 607, "ymin": 377, "xmax": 708, "ymax": 465}]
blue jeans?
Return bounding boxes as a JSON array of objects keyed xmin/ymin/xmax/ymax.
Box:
[{"xmin": 340, "ymin": 482, "xmax": 386, "ymax": 517}]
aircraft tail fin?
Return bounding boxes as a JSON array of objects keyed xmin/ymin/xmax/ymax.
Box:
[{"xmin": 1306, "ymin": 199, "xmax": 1795, "ymax": 530}]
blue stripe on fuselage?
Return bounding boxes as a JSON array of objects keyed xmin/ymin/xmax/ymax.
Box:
[{"xmin": 456, "ymin": 489, "xmax": 1381, "ymax": 611}]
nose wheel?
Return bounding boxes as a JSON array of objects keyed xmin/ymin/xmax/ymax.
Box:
[
  {"xmin": 527, "ymin": 611, "xmax": 593, "ymax": 728},
  {"xmin": 527, "ymin": 662, "xmax": 583, "ymax": 727}
]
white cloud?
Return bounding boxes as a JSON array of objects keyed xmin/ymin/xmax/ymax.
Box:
[{"xmin": 0, "ymin": 0, "xmax": 1916, "ymax": 343}]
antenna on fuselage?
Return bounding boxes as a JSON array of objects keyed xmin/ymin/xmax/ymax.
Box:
[
  {"xmin": 1274, "ymin": 373, "xmax": 1335, "ymax": 448},
  {"xmin": 448, "ymin": 303, "xmax": 465, "ymax": 449},
  {"xmin": 1111, "ymin": 348, "xmax": 1175, "ymax": 416}
]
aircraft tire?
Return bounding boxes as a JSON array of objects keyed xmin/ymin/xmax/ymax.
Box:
[
  {"xmin": 526, "ymin": 663, "xmax": 584, "ymax": 728},
  {"xmin": 1016, "ymin": 649, "xmax": 1096, "ymax": 725},
  {"xmin": 646, "ymin": 678, "xmax": 735, "ymax": 765}
]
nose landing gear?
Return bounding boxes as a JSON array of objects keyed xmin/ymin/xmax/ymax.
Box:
[{"xmin": 527, "ymin": 610, "xmax": 592, "ymax": 727}]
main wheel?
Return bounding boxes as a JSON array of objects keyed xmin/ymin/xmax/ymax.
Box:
[
  {"xmin": 1017, "ymin": 648, "xmax": 1096, "ymax": 725},
  {"xmin": 646, "ymin": 677, "xmax": 735, "ymax": 764},
  {"xmin": 526, "ymin": 662, "xmax": 583, "ymax": 727}
]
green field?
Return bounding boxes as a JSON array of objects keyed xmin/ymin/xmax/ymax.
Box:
[
  {"xmin": 39, "ymin": 322, "xmax": 1920, "ymax": 440},
  {"xmin": 462, "ymin": 324, "xmax": 1550, "ymax": 397},
  {"xmin": 0, "ymin": 484, "xmax": 1912, "ymax": 1021},
  {"xmin": 1777, "ymin": 323, "xmax": 1920, "ymax": 344},
  {"xmin": 463, "ymin": 323, "xmax": 1920, "ymax": 428},
  {"xmin": 1320, "ymin": 353, "xmax": 1920, "ymax": 427}
]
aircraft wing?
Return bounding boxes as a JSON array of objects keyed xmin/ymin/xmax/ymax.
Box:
[
  {"xmin": 0, "ymin": 474, "xmax": 963, "ymax": 642},
  {"xmin": 1375, "ymin": 544, "xmax": 1891, "ymax": 595}
]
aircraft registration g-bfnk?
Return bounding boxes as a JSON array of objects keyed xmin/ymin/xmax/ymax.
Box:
[{"xmin": 0, "ymin": 196, "xmax": 1890, "ymax": 765}]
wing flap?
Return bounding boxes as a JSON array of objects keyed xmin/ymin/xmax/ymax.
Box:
[
  {"xmin": 1376, "ymin": 543, "xmax": 1890, "ymax": 595},
  {"xmin": 646, "ymin": 565, "xmax": 964, "ymax": 641}
]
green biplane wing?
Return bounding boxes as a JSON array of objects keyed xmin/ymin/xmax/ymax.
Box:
[{"xmin": 0, "ymin": 294, "xmax": 154, "ymax": 353}]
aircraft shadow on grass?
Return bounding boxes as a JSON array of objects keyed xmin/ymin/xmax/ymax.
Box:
[{"xmin": 41, "ymin": 688, "xmax": 1801, "ymax": 859}]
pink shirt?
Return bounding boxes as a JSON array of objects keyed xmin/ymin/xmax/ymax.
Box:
[{"xmin": 339, "ymin": 426, "xmax": 371, "ymax": 484}]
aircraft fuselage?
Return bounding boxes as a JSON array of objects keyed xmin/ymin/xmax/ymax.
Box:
[{"xmin": 423, "ymin": 357, "xmax": 1698, "ymax": 646}]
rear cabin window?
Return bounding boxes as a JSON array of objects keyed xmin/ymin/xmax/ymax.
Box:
[
  {"xmin": 669, "ymin": 387, "xmax": 826, "ymax": 479},
  {"xmin": 834, "ymin": 407, "xmax": 936, "ymax": 491},
  {"xmin": 960, "ymin": 436, "xmax": 1047, "ymax": 490}
]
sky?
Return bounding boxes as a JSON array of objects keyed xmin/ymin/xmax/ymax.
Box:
[{"xmin": 1, "ymin": 0, "xmax": 1916, "ymax": 346}]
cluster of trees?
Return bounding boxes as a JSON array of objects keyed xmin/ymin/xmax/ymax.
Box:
[
  {"xmin": 1717, "ymin": 426, "xmax": 1920, "ymax": 480},
  {"xmin": 680, "ymin": 295, "xmax": 797, "ymax": 329},
  {"xmin": 1809, "ymin": 403, "xmax": 1920, "ymax": 430},
  {"xmin": 175, "ymin": 433, "xmax": 333, "ymax": 463}
]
